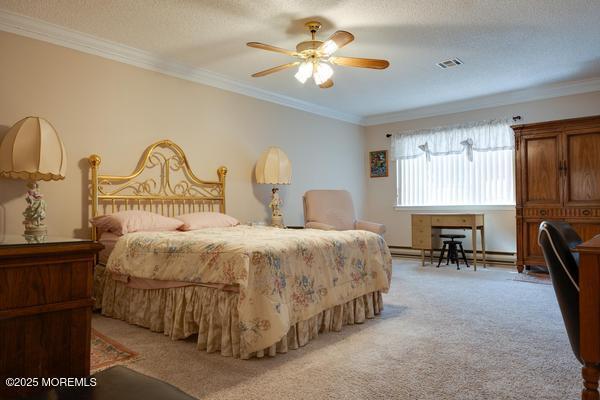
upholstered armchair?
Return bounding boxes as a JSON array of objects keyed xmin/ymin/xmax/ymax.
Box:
[{"xmin": 303, "ymin": 190, "xmax": 386, "ymax": 235}]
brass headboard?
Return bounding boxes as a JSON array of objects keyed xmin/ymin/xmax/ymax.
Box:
[{"xmin": 88, "ymin": 140, "xmax": 227, "ymax": 240}]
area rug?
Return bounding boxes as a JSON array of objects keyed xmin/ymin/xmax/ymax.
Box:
[
  {"xmin": 91, "ymin": 328, "xmax": 139, "ymax": 373},
  {"xmin": 512, "ymin": 271, "xmax": 552, "ymax": 285}
]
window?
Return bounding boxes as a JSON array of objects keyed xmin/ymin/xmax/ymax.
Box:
[{"xmin": 392, "ymin": 119, "xmax": 515, "ymax": 207}]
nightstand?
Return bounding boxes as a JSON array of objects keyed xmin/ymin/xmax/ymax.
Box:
[{"xmin": 0, "ymin": 235, "xmax": 103, "ymax": 398}]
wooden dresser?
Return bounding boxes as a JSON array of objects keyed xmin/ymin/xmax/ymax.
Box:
[
  {"xmin": 513, "ymin": 115, "xmax": 600, "ymax": 272},
  {"xmin": 0, "ymin": 236, "xmax": 103, "ymax": 398}
]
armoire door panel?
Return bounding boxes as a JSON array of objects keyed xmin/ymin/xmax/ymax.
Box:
[
  {"xmin": 565, "ymin": 131, "xmax": 600, "ymax": 206},
  {"xmin": 522, "ymin": 135, "xmax": 561, "ymax": 205},
  {"xmin": 524, "ymin": 220, "xmax": 544, "ymax": 259}
]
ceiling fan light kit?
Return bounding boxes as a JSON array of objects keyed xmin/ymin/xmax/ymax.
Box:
[
  {"xmin": 294, "ymin": 61, "xmax": 313, "ymax": 83},
  {"xmin": 248, "ymin": 21, "xmax": 389, "ymax": 89},
  {"xmin": 313, "ymin": 62, "xmax": 333, "ymax": 85}
]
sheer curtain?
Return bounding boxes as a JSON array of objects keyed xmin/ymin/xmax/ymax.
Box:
[{"xmin": 392, "ymin": 119, "xmax": 515, "ymax": 206}]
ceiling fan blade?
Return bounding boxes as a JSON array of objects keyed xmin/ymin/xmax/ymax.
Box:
[
  {"xmin": 318, "ymin": 31, "xmax": 354, "ymax": 55},
  {"xmin": 329, "ymin": 56, "xmax": 390, "ymax": 69},
  {"xmin": 251, "ymin": 62, "xmax": 300, "ymax": 77},
  {"xmin": 247, "ymin": 42, "xmax": 298, "ymax": 57},
  {"xmin": 319, "ymin": 79, "xmax": 334, "ymax": 89}
]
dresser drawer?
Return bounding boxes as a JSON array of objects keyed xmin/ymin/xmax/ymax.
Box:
[{"xmin": 0, "ymin": 260, "xmax": 93, "ymax": 310}]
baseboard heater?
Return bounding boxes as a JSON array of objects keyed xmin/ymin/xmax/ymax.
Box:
[{"xmin": 388, "ymin": 245, "xmax": 516, "ymax": 267}]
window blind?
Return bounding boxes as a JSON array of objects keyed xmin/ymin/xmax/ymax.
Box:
[{"xmin": 392, "ymin": 119, "xmax": 515, "ymax": 206}]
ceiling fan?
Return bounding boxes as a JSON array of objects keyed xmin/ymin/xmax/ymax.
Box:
[{"xmin": 247, "ymin": 21, "xmax": 390, "ymax": 89}]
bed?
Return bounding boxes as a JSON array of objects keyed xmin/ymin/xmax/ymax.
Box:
[{"xmin": 91, "ymin": 140, "xmax": 392, "ymax": 359}]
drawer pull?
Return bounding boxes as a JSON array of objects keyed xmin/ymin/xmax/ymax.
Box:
[
  {"xmin": 583, "ymin": 209, "xmax": 591, "ymax": 217},
  {"xmin": 540, "ymin": 209, "xmax": 548, "ymax": 217}
]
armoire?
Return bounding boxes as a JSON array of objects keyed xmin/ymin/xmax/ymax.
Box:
[{"xmin": 513, "ymin": 115, "xmax": 600, "ymax": 272}]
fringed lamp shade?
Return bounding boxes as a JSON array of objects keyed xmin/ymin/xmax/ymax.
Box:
[
  {"xmin": 255, "ymin": 147, "xmax": 292, "ymax": 185},
  {"xmin": 0, "ymin": 117, "xmax": 67, "ymax": 181}
]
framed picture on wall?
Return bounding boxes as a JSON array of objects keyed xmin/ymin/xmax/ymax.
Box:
[{"xmin": 369, "ymin": 150, "xmax": 388, "ymax": 178}]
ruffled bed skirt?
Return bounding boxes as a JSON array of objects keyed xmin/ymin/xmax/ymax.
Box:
[
  {"xmin": 93, "ymin": 265, "xmax": 107, "ymax": 310},
  {"xmin": 100, "ymin": 275, "xmax": 384, "ymax": 359}
]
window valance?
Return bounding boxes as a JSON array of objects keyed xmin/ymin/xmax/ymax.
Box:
[{"xmin": 390, "ymin": 119, "xmax": 514, "ymax": 161}]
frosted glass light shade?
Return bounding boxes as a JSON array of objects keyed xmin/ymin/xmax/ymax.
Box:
[
  {"xmin": 255, "ymin": 147, "xmax": 292, "ymax": 185},
  {"xmin": 313, "ymin": 62, "xmax": 334, "ymax": 85},
  {"xmin": 295, "ymin": 61, "xmax": 313, "ymax": 84},
  {"xmin": 0, "ymin": 117, "xmax": 67, "ymax": 181},
  {"xmin": 321, "ymin": 40, "xmax": 338, "ymax": 56}
]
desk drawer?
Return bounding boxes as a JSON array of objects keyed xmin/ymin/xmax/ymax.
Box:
[
  {"xmin": 431, "ymin": 215, "xmax": 474, "ymax": 227},
  {"xmin": 412, "ymin": 237, "xmax": 431, "ymax": 249},
  {"xmin": 412, "ymin": 215, "xmax": 431, "ymax": 226},
  {"xmin": 412, "ymin": 229, "xmax": 432, "ymax": 249}
]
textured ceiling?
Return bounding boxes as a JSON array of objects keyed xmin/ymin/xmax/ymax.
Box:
[{"xmin": 1, "ymin": 0, "xmax": 599, "ymax": 118}]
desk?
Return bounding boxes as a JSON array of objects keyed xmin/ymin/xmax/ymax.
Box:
[
  {"xmin": 411, "ymin": 213, "xmax": 486, "ymax": 270},
  {"xmin": 577, "ymin": 236, "xmax": 600, "ymax": 400}
]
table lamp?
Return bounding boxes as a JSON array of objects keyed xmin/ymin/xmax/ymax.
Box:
[
  {"xmin": 255, "ymin": 146, "xmax": 291, "ymax": 227},
  {"xmin": 0, "ymin": 117, "xmax": 67, "ymax": 238}
]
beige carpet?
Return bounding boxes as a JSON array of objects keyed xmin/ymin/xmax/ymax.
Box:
[
  {"xmin": 513, "ymin": 271, "xmax": 552, "ymax": 285},
  {"xmin": 92, "ymin": 259, "xmax": 580, "ymax": 400}
]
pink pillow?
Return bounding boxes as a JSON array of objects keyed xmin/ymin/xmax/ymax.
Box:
[
  {"xmin": 176, "ymin": 212, "xmax": 240, "ymax": 231},
  {"xmin": 91, "ymin": 210, "xmax": 183, "ymax": 236}
]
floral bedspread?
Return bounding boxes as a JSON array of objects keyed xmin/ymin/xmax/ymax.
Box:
[{"xmin": 106, "ymin": 225, "xmax": 392, "ymax": 354}]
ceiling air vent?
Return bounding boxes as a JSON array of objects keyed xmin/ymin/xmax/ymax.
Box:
[{"xmin": 437, "ymin": 58, "xmax": 463, "ymax": 69}]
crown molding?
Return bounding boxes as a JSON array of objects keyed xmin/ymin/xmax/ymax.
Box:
[
  {"xmin": 362, "ymin": 77, "xmax": 600, "ymax": 126},
  {"xmin": 0, "ymin": 9, "xmax": 362, "ymax": 125}
]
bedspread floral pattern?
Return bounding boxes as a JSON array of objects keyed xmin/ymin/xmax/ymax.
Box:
[{"xmin": 107, "ymin": 225, "xmax": 392, "ymax": 354}]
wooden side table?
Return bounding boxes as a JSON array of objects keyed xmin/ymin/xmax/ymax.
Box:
[{"xmin": 0, "ymin": 235, "xmax": 103, "ymax": 398}]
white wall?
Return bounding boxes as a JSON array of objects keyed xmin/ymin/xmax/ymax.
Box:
[
  {"xmin": 364, "ymin": 91, "xmax": 600, "ymax": 252},
  {"xmin": 0, "ymin": 31, "xmax": 365, "ymax": 238}
]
